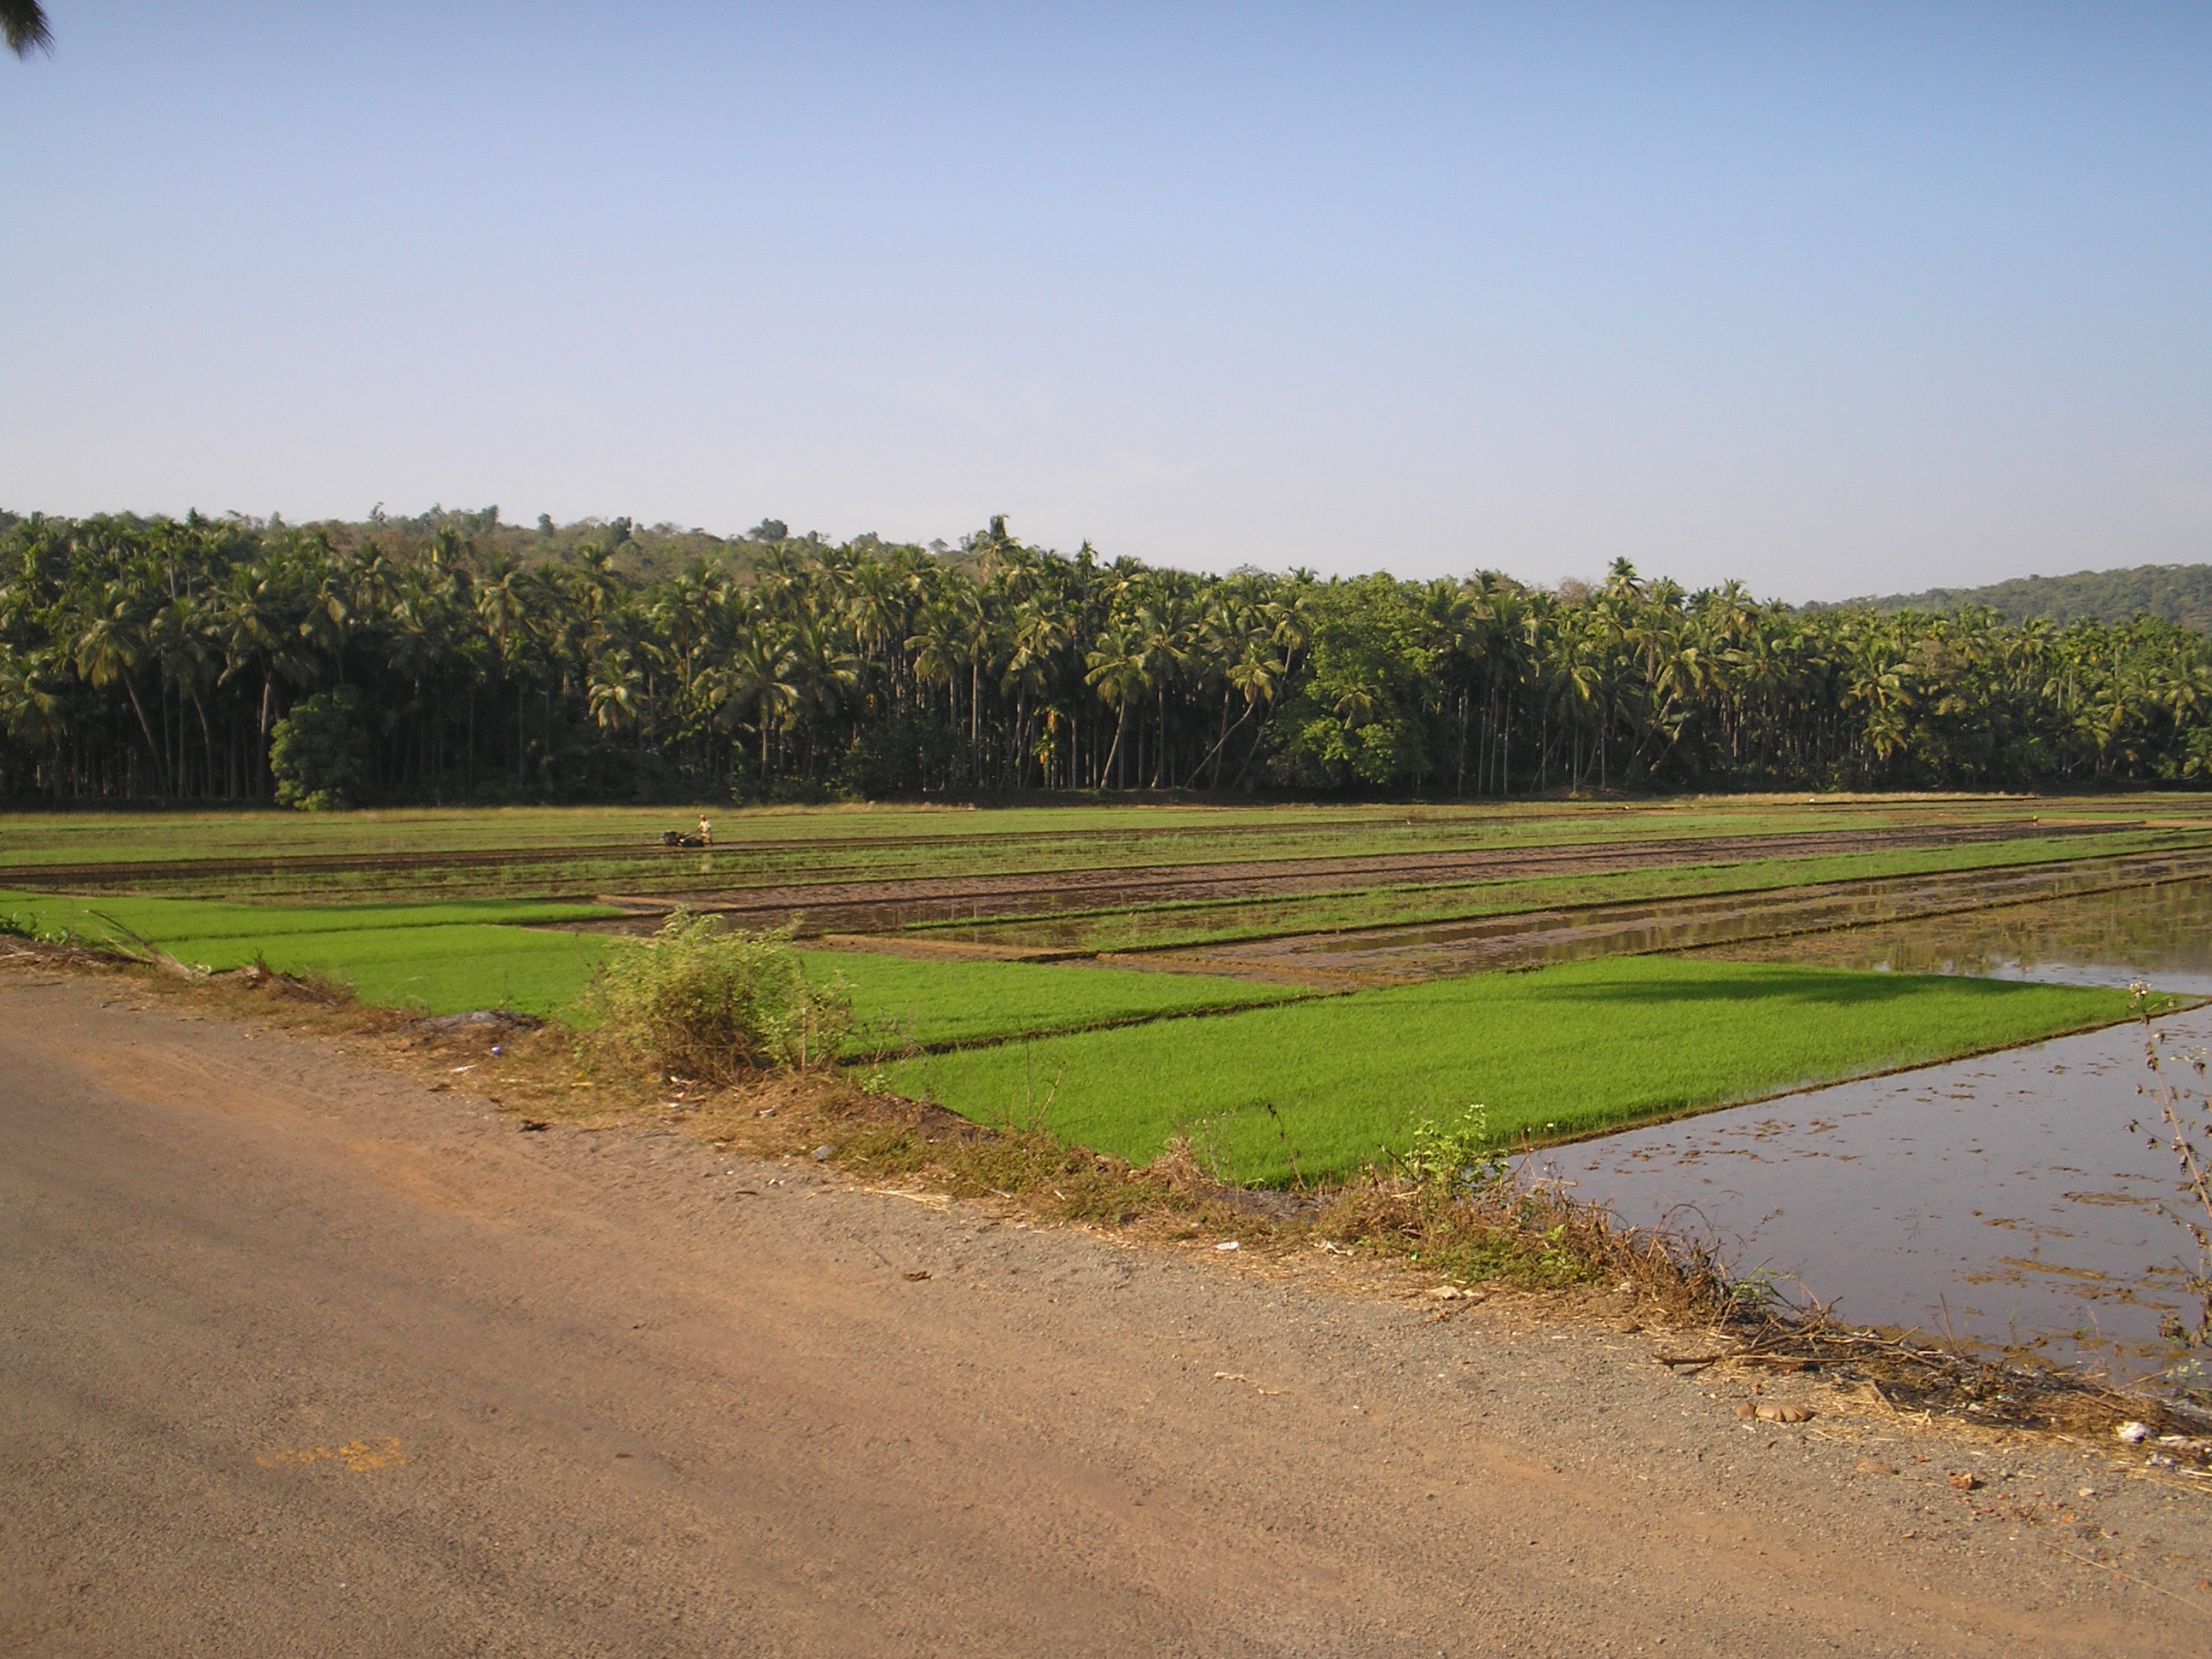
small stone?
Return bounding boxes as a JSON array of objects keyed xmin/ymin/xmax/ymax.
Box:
[
  {"xmin": 1755, "ymin": 1402, "xmax": 1813, "ymax": 1424},
  {"xmin": 1947, "ymin": 1470, "xmax": 1979, "ymax": 1491},
  {"xmin": 811, "ymin": 1144, "xmax": 835, "ymax": 1161},
  {"xmin": 2115, "ymin": 1421, "xmax": 2151, "ymax": 1445},
  {"xmin": 2078, "ymin": 1487, "xmax": 2098, "ymax": 1499},
  {"xmin": 1856, "ymin": 1459, "xmax": 1900, "ymax": 1476},
  {"xmin": 1732, "ymin": 1402, "xmax": 1757, "ymax": 1420}
]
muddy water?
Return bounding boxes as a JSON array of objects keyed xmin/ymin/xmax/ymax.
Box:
[{"xmin": 1552, "ymin": 1009, "xmax": 2212, "ymax": 1377}]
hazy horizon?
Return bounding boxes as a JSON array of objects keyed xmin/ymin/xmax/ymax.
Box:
[{"xmin": 7, "ymin": 3, "xmax": 2209, "ymax": 603}]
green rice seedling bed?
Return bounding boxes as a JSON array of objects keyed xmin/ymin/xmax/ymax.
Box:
[
  {"xmin": 883, "ymin": 958, "xmax": 2155, "ymax": 1185},
  {"xmin": 0, "ymin": 888, "xmax": 1301, "ymax": 1043},
  {"xmin": 818, "ymin": 951, "xmax": 1306, "ymax": 1055},
  {"xmin": 0, "ymin": 890, "xmax": 623, "ymax": 1018}
]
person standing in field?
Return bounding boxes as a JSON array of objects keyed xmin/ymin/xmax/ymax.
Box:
[{"xmin": 697, "ymin": 815, "xmax": 713, "ymax": 847}]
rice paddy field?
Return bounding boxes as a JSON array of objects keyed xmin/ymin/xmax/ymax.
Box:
[
  {"xmin": 886, "ymin": 958, "xmax": 2145, "ymax": 1183},
  {"xmin": 5, "ymin": 791, "xmax": 2207, "ymax": 1183}
]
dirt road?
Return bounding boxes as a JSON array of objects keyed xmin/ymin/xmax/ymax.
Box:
[{"xmin": 3, "ymin": 975, "xmax": 2205, "ymax": 1656}]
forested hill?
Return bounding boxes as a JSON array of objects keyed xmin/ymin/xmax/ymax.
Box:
[
  {"xmin": 1810, "ymin": 563, "xmax": 2212, "ymax": 632},
  {"xmin": 0, "ymin": 505, "xmax": 953, "ymax": 587},
  {"xmin": 3, "ymin": 512, "xmax": 2209, "ymax": 807}
]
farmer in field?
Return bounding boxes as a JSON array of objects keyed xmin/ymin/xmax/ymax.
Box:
[{"xmin": 696, "ymin": 815, "xmax": 713, "ymax": 847}]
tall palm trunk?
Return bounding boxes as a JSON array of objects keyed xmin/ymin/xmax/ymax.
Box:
[
  {"xmin": 122, "ymin": 678, "xmax": 167, "ymax": 795},
  {"xmin": 1100, "ymin": 696, "xmax": 1129, "ymax": 789}
]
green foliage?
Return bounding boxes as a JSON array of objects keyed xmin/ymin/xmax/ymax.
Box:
[
  {"xmin": 888, "ymin": 958, "xmax": 2153, "ymax": 1185},
  {"xmin": 1400, "ymin": 1103, "xmax": 1508, "ymax": 1191},
  {"xmin": 2, "ymin": 512, "xmax": 2209, "ymax": 806},
  {"xmin": 270, "ymin": 686, "xmax": 370, "ymax": 810},
  {"xmin": 0, "ymin": 908, "xmax": 69, "ymax": 944},
  {"xmin": 1270, "ymin": 576, "xmax": 1437, "ymax": 788},
  {"xmin": 592, "ymin": 911, "xmax": 852, "ymax": 1078},
  {"xmin": 1826, "ymin": 562, "xmax": 2212, "ymax": 634}
]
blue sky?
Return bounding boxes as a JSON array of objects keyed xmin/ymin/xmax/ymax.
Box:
[{"xmin": 5, "ymin": 3, "xmax": 2209, "ymax": 598}]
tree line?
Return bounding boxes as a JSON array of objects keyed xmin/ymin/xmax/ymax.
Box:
[
  {"xmin": 1813, "ymin": 562, "xmax": 2212, "ymax": 636},
  {"xmin": 2, "ymin": 510, "xmax": 2209, "ymax": 807}
]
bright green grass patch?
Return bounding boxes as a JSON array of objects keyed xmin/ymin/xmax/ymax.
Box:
[
  {"xmin": 0, "ymin": 890, "xmax": 620, "ymax": 941},
  {"xmin": 885, "ymin": 958, "xmax": 2151, "ymax": 1185},
  {"xmin": 813, "ymin": 950, "xmax": 1306, "ymax": 1054},
  {"xmin": 0, "ymin": 889, "xmax": 622, "ymax": 1017},
  {"xmin": 0, "ymin": 888, "xmax": 1302, "ymax": 1039}
]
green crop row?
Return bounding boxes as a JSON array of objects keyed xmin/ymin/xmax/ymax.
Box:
[
  {"xmin": 0, "ymin": 888, "xmax": 1303, "ymax": 1045},
  {"xmin": 884, "ymin": 958, "xmax": 2153, "ymax": 1185},
  {"xmin": 919, "ymin": 829, "xmax": 2199, "ymax": 954},
  {"xmin": 0, "ymin": 793, "xmax": 2149, "ymax": 890}
]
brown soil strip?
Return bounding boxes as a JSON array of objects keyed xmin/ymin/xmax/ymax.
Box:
[
  {"xmin": 1138, "ymin": 848, "xmax": 2212, "ymax": 982},
  {"xmin": 595, "ymin": 818, "xmax": 2127, "ymax": 935}
]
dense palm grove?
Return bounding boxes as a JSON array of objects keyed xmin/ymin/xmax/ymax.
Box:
[{"xmin": 3, "ymin": 510, "xmax": 2209, "ymax": 806}]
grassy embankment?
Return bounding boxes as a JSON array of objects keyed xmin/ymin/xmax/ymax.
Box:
[
  {"xmin": 886, "ymin": 958, "xmax": 2163, "ymax": 1185},
  {"xmin": 0, "ymin": 889, "xmax": 1301, "ymax": 1039}
]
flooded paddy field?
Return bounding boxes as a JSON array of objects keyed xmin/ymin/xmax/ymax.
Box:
[
  {"xmin": 1687, "ymin": 875, "xmax": 2212, "ymax": 997},
  {"xmin": 1561, "ymin": 878, "xmax": 2212, "ymax": 1379},
  {"xmin": 1554, "ymin": 1010, "xmax": 2211, "ymax": 1378}
]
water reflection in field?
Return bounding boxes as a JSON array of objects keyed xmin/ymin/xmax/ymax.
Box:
[
  {"xmin": 1685, "ymin": 876, "xmax": 2212, "ymax": 997},
  {"xmin": 1554, "ymin": 1008, "xmax": 2212, "ymax": 1377}
]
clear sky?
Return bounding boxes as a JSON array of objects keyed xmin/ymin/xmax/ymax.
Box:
[{"xmin": 5, "ymin": 3, "xmax": 2209, "ymax": 599}]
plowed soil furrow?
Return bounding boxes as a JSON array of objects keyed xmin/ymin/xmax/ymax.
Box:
[
  {"xmin": 605, "ymin": 818, "xmax": 2127, "ymax": 934},
  {"xmin": 1150, "ymin": 847, "xmax": 2212, "ymax": 982}
]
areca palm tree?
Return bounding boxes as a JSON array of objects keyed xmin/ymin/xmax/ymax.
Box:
[
  {"xmin": 73, "ymin": 588, "xmax": 166, "ymax": 792},
  {"xmin": 1083, "ymin": 627, "xmax": 1147, "ymax": 789},
  {"xmin": 718, "ymin": 622, "xmax": 801, "ymax": 783},
  {"xmin": 5, "ymin": 508, "xmax": 2210, "ymax": 804}
]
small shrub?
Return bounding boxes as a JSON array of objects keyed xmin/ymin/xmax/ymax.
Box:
[
  {"xmin": 591, "ymin": 911, "xmax": 851, "ymax": 1080},
  {"xmin": 0, "ymin": 911, "xmax": 67, "ymax": 944},
  {"xmin": 1400, "ymin": 1103, "xmax": 1507, "ymax": 1193}
]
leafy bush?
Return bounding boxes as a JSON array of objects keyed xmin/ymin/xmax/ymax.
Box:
[
  {"xmin": 591, "ymin": 911, "xmax": 852, "ymax": 1080},
  {"xmin": 1400, "ymin": 1103, "xmax": 1507, "ymax": 1192},
  {"xmin": 270, "ymin": 686, "xmax": 370, "ymax": 810}
]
